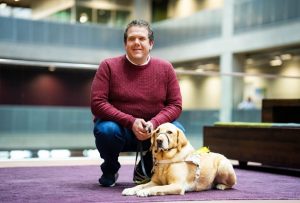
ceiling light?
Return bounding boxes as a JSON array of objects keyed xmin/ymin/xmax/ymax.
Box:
[
  {"xmin": 79, "ymin": 13, "xmax": 88, "ymax": 23},
  {"xmin": 246, "ymin": 58, "xmax": 254, "ymax": 65},
  {"xmin": 280, "ymin": 54, "xmax": 292, "ymax": 60},
  {"xmin": 195, "ymin": 68, "xmax": 204, "ymax": 72},
  {"xmin": 205, "ymin": 63, "xmax": 215, "ymax": 69},
  {"xmin": 197, "ymin": 64, "xmax": 205, "ymax": 69},
  {"xmin": 270, "ymin": 59, "xmax": 282, "ymax": 66}
]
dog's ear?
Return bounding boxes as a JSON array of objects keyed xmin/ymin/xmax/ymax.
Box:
[
  {"xmin": 150, "ymin": 127, "xmax": 160, "ymax": 151},
  {"xmin": 177, "ymin": 129, "xmax": 187, "ymax": 151}
]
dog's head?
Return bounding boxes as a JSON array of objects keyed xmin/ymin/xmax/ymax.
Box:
[{"xmin": 150, "ymin": 123, "xmax": 188, "ymax": 155}]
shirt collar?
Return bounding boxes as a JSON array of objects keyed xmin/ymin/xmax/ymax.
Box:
[{"xmin": 126, "ymin": 55, "xmax": 151, "ymax": 66}]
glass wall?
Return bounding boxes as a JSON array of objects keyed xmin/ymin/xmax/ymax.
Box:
[{"xmin": 173, "ymin": 49, "xmax": 300, "ymax": 148}]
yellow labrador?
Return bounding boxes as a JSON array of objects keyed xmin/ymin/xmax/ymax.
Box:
[{"xmin": 122, "ymin": 122, "xmax": 237, "ymax": 197}]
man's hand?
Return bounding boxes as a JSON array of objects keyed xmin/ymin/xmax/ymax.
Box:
[{"xmin": 132, "ymin": 119, "xmax": 152, "ymax": 141}]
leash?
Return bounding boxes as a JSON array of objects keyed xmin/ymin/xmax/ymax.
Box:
[{"xmin": 133, "ymin": 141, "xmax": 150, "ymax": 183}]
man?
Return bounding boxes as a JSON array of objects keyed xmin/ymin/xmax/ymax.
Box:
[
  {"xmin": 91, "ymin": 19, "xmax": 184, "ymax": 187},
  {"xmin": 238, "ymin": 96, "xmax": 256, "ymax": 110}
]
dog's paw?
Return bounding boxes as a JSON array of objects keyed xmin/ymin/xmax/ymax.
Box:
[
  {"xmin": 216, "ymin": 184, "xmax": 227, "ymax": 190},
  {"xmin": 136, "ymin": 189, "xmax": 151, "ymax": 197},
  {"xmin": 122, "ymin": 188, "xmax": 137, "ymax": 196}
]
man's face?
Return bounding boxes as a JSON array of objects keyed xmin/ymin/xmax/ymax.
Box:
[{"xmin": 125, "ymin": 26, "xmax": 153, "ymax": 65}]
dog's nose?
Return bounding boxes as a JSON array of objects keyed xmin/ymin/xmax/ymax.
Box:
[{"xmin": 156, "ymin": 139, "xmax": 163, "ymax": 147}]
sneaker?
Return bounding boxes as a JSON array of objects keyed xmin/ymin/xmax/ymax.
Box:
[{"xmin": 99, "ymin": 173, "xmax": 119, "ymax": 187}]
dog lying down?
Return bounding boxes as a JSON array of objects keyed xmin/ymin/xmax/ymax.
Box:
[{"xmin": 122, "ymin": 122, "xmax": 237, "ymax": 197}]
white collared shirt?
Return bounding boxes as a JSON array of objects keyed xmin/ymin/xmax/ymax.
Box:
[{"xmin": 126, "ymin": 55, "xmax": 151, "ymax": 66}]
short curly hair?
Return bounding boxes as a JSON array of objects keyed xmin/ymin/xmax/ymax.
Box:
[{"xmin": 123, "ymin": 19, "xmax": 154, "ymax": 43}]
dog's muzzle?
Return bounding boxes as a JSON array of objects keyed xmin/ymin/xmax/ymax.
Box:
[
  {"xmin": 156, "ymin": 139, "xmax": 163, "ymax": 148},
  {"xmin": 156, "ymin": 132, "xmax": 171, "ymax": 150}
]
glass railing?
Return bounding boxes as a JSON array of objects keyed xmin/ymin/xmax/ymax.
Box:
[
  {"xmin": 0, "ymin": 16, "xmax": 124, "ymax": 51},
  {"xmin": 0, "ymin": 105, "xmax": 94, "ymax": 150},
  {"xmin": 0, "ymin": 8, "xmax": 222, "ymax": 51},
  {"xmin": 234, "ymin": 0, "xmax": 300, "ymax": 33},
  {"xmin": 152, "ymin": 8, "xmax": 222, "ymax": 48},
  {"xmin": 1, "ymin": 0, "xmax": 300, "ymax": 50},
  {"xmin": 0, "ymin": 105, "xmax": 261, "ymax": 151}
]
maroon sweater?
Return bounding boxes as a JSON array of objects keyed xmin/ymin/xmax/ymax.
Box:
[{"xmin": 90, "ymin": 55, "xmax": 182, "ymax": 129}]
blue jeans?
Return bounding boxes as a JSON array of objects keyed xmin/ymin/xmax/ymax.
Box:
[{"xmin": 93, "ymin": 120, "xmax": 185, "ymax": 175}]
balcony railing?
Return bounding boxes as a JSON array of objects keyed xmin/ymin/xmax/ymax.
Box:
[
  {"xmin": 0, "ymin": 9, "xmax": 222, "ymax": 51},
  {"xmin": 0, "ymin": 17, "xmax": 124, "ymax": 51},
  {"xmin": 152, "ymin": 8, "xmax": 222, "ymax": 48},
  {"xmin": 234, "ymin": 0, "xmax": 300, "ymax": 33},
  {"xmin": 1, "ymin": 0, "xmax": 300, "ymax": 51},
  {"xmin": 0, "ymin": 106, "xmax": 260, "ymax": 150}
]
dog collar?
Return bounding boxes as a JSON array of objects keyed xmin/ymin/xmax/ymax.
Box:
[{"xmin": 155, "ymin": 146, "xmax": 176, "ymax": 153}]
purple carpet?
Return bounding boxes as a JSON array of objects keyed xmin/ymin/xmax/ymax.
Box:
[{"xmin": 0, "ymin": 164, "xmax": 300, "ymax": 203}]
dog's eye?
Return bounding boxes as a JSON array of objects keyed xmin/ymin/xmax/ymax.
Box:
[
  {"xmin": 166, "ymin": 130, "xmax": 172, "ymax": 134},
  {"xmin": 155, "ymin": 128, "xmax": 160, "ymax": 133}
]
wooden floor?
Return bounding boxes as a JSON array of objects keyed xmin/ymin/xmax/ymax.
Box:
[{"xmin": 1, "ymin": 156, "xmax": 299, "ymax": 203}]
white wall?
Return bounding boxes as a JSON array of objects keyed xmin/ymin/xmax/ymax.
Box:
[
  {"xmin": 267, "ymin": 58, "xmax": 300, "ymax": 98},
  {"xmin": 244, "ymin": 57, "xmax": 300, "ymax": 106},
  {"xmin": 178, "ymin": 55, "xmax": 300, "ymax": 110},
  {"xmin": 179, "ymin": 75, "xmax": 220, "ymax": 109}
]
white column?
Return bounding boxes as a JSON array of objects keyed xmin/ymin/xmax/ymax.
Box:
[
  {"xmin": 133, "ymin": 0, "xmax": 152, "ymax": 22},
  {"xmin": 220, "ymin": 0, "xmax": 236, "ymax": 121},
  {"xmin": 220, "ymin": 52, "xmax": 234, "ymax": 122}
]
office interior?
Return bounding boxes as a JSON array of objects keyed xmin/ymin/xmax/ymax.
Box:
[{"xmin": 0, "ymin": 0, "xmax": 300, "ymax": 159}]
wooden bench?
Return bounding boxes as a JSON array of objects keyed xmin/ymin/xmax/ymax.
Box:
[{"xmin": 203, "ymin": 99, "xmax": 300, "ymax": 169}]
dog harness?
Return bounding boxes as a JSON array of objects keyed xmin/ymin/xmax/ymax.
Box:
[
  {"xmin": 154, "ymin": 147, "xmax": 210, "ymax": 183},
  {"xmin": 185, "ymin": 153, "xmax": 202, "ymax": 182}
]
